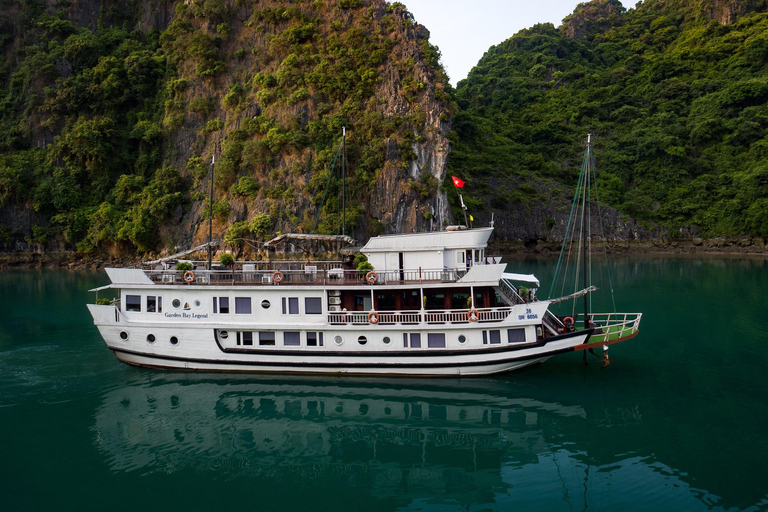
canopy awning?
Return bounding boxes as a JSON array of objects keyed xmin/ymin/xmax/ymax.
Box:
[{"xmin": 502, "ymin": 272, "xmax": 540, "ymax": 287}]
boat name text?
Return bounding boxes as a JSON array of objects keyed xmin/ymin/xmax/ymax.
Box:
[
  {"xmin": 164, "ymin": 312, "xmax": 209, "ymax": 319},
  {"xmin": 519, "ymin": 308, "xmax": 538, "ymax": 321}
]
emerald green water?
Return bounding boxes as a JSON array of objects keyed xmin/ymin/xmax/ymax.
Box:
[{"xmin": 1, "ymin": 259, "xmax": 767, "ymax": 512}]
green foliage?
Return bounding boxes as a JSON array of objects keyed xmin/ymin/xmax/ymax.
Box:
[
  {"xmin": 219, "ymin": 253, "xmax": 234, "ymax": 267},
  {"xmin": 175, "ymin": 261, "xmax": 193, "ymax": 272},
  {"xmin": 451, "ymin": 4, "xmax": 768, "ymax": 238}
]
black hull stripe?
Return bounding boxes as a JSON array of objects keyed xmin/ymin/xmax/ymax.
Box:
[
  {"xmin": 211, "ymin": 328, "xmax": 593, "ymax": 358},
  {"xmin": 111, "ymin": 345, "xmax": 578, "ymax": 369}
]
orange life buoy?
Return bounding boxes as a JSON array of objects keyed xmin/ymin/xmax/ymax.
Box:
[
  {"xmin": 183, "ymin": 271, "xmax": 195, "ymax": 283},
  {"xmin": 468, "ymin": 309, "xmax": 479, "ymax": 322},
  {"xmin": 563, "ymin": 316, "xmax": 574, "ymax": 330},
  {"xmin": 367, "ymin": 311, "xmax": 379, "ymax": 324},
  {"xmin": 272, "ymin": 270, "xmax": 284, "ymax": 283},
  {"xmin": 365, "ymin": 271, "xmax": 378, "ymax": 284}
]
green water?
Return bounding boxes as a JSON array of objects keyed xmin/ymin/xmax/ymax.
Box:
[{"xmin": 1, "ymin": 259, "xmax": 767, "ymax": 512}]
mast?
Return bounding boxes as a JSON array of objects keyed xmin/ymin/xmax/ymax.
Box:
[
  {"xmin": 583, "ymin": 134, "xmax": 590, "ymax": 329},
  {"xmin": 341, "ymin": 127, "xmax": 346, "ymax": 238},
  {"xmin": 207, "ymin": 154, "xmax": 215, "ymax": 271}
]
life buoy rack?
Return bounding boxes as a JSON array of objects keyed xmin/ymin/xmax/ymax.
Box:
[
  {"xmin": 367, "ymin": 311, "xmax": 379, "ymax": 324},
  {"xmin": 272, "ymin": 271, "xmax": 284, "ymax": 284},
  {"xmin": 468, "ymin": 309, "xmax": 479, "ymax": 322},
  {"xmin": 365, "ymin": 271, "xmax": 378, "ymax": 284},
  {"xmin": 183, "ymin": 271, "xmax": 195, "ymax": 283}
]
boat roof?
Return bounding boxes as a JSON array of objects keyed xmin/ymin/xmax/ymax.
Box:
[{"xmin": 362, "ymin": 227, "xmax": 493, "ymax": 253}]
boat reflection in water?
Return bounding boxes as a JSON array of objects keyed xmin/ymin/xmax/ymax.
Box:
[{"xmin": 92, "ymin": 375, "xmax": 724, "ymax": 509}]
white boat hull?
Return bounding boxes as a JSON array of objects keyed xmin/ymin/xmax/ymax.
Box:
[{"xmin": 89, "ymin": 304, "xmax": 591, "ymax": 376}]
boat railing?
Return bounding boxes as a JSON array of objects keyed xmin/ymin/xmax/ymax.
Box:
[
  {"xmin": 585, "ymin": 313, "xmax": 643, "ymax": 344},
  {"xmin": 328, "ymin": 307, "xmax": 513, "ymax": 326},
  {"xmin": 498, "ymin": 279, "xmax": 526, "ymax": 306},
  {"xmin": 144, "ymin": 266, "xmax": 465, "ymax": 286}
]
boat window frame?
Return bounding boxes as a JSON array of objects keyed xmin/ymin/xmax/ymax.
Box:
[{"xmin": 125, "ymin": 294, "xmax": 141, "ymax": 312}]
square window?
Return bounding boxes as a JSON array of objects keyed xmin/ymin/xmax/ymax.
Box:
[
  {"xmin": 409, "ymin": 333, "xmax": 421, "ymax": 348},
  {"xmin": 147, "ymin": 296, "xmax": 157, "ymax": 313},
  {"xmin": 288, "ymin": 297, "xmax": 299, "ymax": 314},
  {"xmin": 307, "ymin": 332, "xmax": 318, "ymax": 346},
  {"xmin": 507, "ymin": 328, "xmax": 526, "ymax": 343},
  {"xmin": 489, "ymin": 330, "xmax": 501, "ymax": 344},
  {"xmin": 427, "ymin": 333, "xmax": 446, "ymax": 348},
  {"xmin": 235, "ymin": 297, "xmax": 252, "ymax": 315},
  {"xmin": 259, "ymin": 332, "xmax": 276, "ymax": 346},
  {"xmin": 126, "ymin": 295, "xmax": 141, "ymax": 312},
  {"xmin": 305, "ymin": 297, "xmax": 322, "ymax": 314},
  {"xmin": 242, "ymin": 331, "xmax": 253, "ymax": 346},
  {"xmin": 219, "ymin": 297, "xmax": 229, "ymax": 314},
  {"xmin": 284, "ymin": 332, "xmax": 300, "ymax": 346}
]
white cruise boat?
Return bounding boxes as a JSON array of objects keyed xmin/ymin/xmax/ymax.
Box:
[{"xmin": 87, "ymin": 226, "xmax": 641, "ymax": 376}]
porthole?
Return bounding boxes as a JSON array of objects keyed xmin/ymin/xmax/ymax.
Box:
[
  {"xmin": 119, "ymin": 331, "xmax": 129, "ymax": 340},
  {"xmin": 358, "ymin": 336, "xmax": 368, "ymax": 345},
  {"xmin": 383, "ymin": 336, "xmax": 391, "ymax": 345},
  {"xmin": 193, "ymin": 299, "xmax": 202, "ymax": 309},
  {"xmin": 261, "ymin": 300, "xmax": 271, "ymax": 309},
  {"xmin": 458, "ymin": 335, "xmax": 467, "ymax": 344},
  {"xmin": 170, "ymin": 336, "xmax": 179, "ymax": 345},
  {"xmin": 219, "ymin": 330, "xmax": 229, "ymax": 339},
  {"xmin": 334, "ymin": 335, "xmax": 343, "ymax": 346},
  {"xmin": 172, "ymin": 299, "xmax": 181, "ymax": 309},
  {"xmin": 147, "ymin": 334, "xmax": 156, "ymax": 343}
]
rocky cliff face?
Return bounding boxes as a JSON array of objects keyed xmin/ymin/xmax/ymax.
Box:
[
  {"xmin": 0, "ymin": 0, "xmax": 453, "ymax": 255},
  {"xmin": 144, "ymin": 0, "xmax": 454, "ymax": 246}
]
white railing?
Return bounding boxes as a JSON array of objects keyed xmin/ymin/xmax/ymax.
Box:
[
  {"xmin": 328, "ymin": 308, "xmax": 512, "ymax": 326},
  {"xmin": 145, "ymin": 266, "xmax": 465, "ymax": 287},
  {"xmin": 585, "ymin": 313, "xmax": 643, "ymax": 344}
]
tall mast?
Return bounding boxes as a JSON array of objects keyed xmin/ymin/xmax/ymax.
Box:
[
  {"xmin": 583, "ymin": 134, "xmax": 590, "ymax": 329},
  {"xmin": 341, "ymin": 127, "xmax": 346, "ymax": 238},
  {"xmin": 207, "ymin": 154, "xmax": 215, "ymax": 271}
]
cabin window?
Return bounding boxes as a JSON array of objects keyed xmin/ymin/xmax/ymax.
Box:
[
  {"xmin": 376, "ymin": 293, "xmax": 396, "ymax": 311},
  {"xmin": 307, "ymin": 332, "xmax": 323, "ymax": 347},
  {"xmin": 126, "ymin": 295, "xmax": 141, "ymax": 312},
  {"xmin": 261, "ymin": 300, "xmax": 271, "ymax": 309},
  {"xmin": 482, "ymin": 331, "xmax": 487, "ymax": 344},
  {"xmin": 237, "ymin": 332, "xmax": 253, "ymax": 346},
  {"xmin": 489, "ymin": 330, "xmax": 501, "ymax": 344},
  {"xmin": 424, "ymin": 293, "xmax": 445, "ymax": 310},
  {"xmin": 458, "ymin": 335, "xmax": 467, "ymax": 344},
  {"xmin": 508, "ymin": 328, "xmax": 526, "ymax": 343},
  {"xmin": 259, "ymin": 332, "xmax": 276, "ymax": 346},
  {"xmin": 282, "ymin": 297, "xmax": 299, "ymax": 314},
  {"xmin": 358, "ymin": 336, "xmax": 368, "ymax": 345},
  {"xmin": 305, "ymin": 297, "xmax": 322, "ymax": 315},
  {"xmin": 284, "ymin": 332, "xmax": 301, "ymax": 346},
  {"xmin": 427, "ymin": 333, "xmax": 446, "ymax": 348},
  {"xmin": 214, "ymin": 297, "xmax": 229, "ymax": 314},
  {"xmin": 456, "ymin": 252, "xmax": 465, "ymax": 264},
  {"xmin": 404, "ymin": 333, "xmax": 421, "ymax": 348},
  {"xmin": 146, "ymin": 296, "xmax": 162, "ymax": 313},
  {"xmin": 450, "ymin": 293, "xmax": 469, "ymax": 309},
  {"xmin": 235, "ymin": 297, "xmax": 252, "ymax": 315}
]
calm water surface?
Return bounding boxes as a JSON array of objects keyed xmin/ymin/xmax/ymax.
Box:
[{"xmin": 1, "ymin": 259, "xmax": 767, "ymax": 512}]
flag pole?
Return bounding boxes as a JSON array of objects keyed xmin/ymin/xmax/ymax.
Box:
[{"xmin": 459, "ymin": 193, "xmax": 469, "ymax": 227}]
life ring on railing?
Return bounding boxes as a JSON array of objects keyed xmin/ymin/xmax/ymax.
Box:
[
  {"xmin": 563, "ymin": 316, "xmax": 574, "ymax": 330},
  {"xmin": 183, "ymin": 271, "xmax": 195, "ymax": 283},
  {"xmin": 368, "ymin": 311, "xmax": 380, "ymax": 324},
  {"xmin": 365, "ymin": 271, "xmax": 378, "ymax": 284},
  {"xmin": 468, "ymin": 309, "xmax": 479, "ymax": 322},
  {"xmin": 272, "ymin": 271, "xmax": 284, "ymax": 284}
]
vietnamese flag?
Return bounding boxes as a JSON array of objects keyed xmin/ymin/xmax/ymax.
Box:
[{"xmin": 451, "ymin": 176, "xmax": 465, "ymax": 188}]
